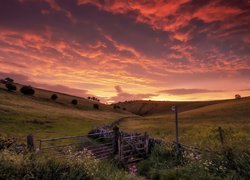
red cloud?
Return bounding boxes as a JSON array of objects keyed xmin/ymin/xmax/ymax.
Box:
[{"xmin": 77, "ymin": 0, "xmax": 246, "ymax": 41}]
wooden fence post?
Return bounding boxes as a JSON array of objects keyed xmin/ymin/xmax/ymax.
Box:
[
  {"xmin": 39, "ymin": 140, "xmax": 42, "ymax": 151},
  {"xmin": 144, "ymin": 132, "xmax": 149, "ymax": 156},
  {"xmin": 113, "ymin": 126, "xmax": 120, "ymax": 155},
  {"xmin": 118, "ymin": 135, "xmax": 124, "ymax": 162},
  {"xmin": 27, "ymin": 134, "xmax": 35, "ymax": 151},
  {"xmin": 218, "ymin": 127, "xmax": 224, "ymax": 147}
]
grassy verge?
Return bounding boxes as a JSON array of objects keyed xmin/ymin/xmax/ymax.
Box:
[
  {"xmin": 0, "ymin": 149, "xmax": 137, "ymax": 180},
  {"xmin": 138, "ymin": 145, "xmax": 250, "ymax": 179}
]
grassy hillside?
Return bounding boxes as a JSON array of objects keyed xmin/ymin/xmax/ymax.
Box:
[
  {"xmin": 115, "ymin": 99, "xmax": 234, "ymax": 116},
  {"xmin": 119, "ymin": 97, "xmax": 250, "ymax": 151},
  {"xmin": 0, "ymin": 84, "xmax": 130, "ymax": 140}
]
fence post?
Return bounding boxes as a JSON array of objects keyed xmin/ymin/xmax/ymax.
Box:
[
  {"xmin": 113, "ymin": 126, "xmax": 120, "ymax": 155},
  {"xmin": 218, "ymin": 127, "xmax": 224, "ymax": 147},
  {"xmin": 27, "ymin": 134, "xmax": 35, "ymax": 151},
  {"xmin": 118, "ymin": 135, "xmax": 124, "ymax": 162},
  {"xmin": 144, "ymin": 132, "xmax": 149, "ymax": 156},
  {"xmin": 174, "ymin": 106, "xmax": 179, "ymax": 155},
  {"xmin": 39, "ymin": 140, "xmax": 42, "ymax": 151}
]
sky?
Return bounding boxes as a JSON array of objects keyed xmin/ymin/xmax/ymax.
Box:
[{"xmin": 0, "ymin": 0, "xmax": 250, "ymax": 103}]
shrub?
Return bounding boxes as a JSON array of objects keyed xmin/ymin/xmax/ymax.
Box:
[
  {"xmin": 51, "ymin": 94, "xmax": 58, "ymax": 100},
  {"xmin": 20, "ymin": 86, "xmax": 35, "ymax": 95},
  {"xmin": 93, "ymin": 104, "xmax": 99, "ymax": 110},
  {"xmin": 122, "ymin": 107, "xmax": 126, "ymax": 111},
  {"xmin": 235, "ymin": 94, "xmax": 241, "ymax": 99},
  {"xmin": 5, "ymin": 77, "xmax": 14, "ymax": 83},
  {"xmin": 71, "ymin": 99, "xmax": 78, "ymax": 105},
  {"xmin": 5, "ymin": 83, "xmax": 16, "ymax": 91}
]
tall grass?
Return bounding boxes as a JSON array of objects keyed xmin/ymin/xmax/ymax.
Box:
[
  {"xmin": 137, "ymin": 145, "xmax": 250, "ymax": 179},
  {"xmin": 0, "ymin": 149, "xmax": 136, "ymax": 180}
]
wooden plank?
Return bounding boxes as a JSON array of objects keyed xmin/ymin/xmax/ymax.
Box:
[
  {"xmin": 41, "ymin": 142, "xmax": 82, "ymax": 150},
  {"xmin": 144, "ymin": 132, "xmax": 149, "ymax": 156},
  {"xmin": 40, "ymin": 131, "xmax": 113, "ymax": 142}
]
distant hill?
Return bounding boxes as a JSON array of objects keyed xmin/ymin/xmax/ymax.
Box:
[
  {"xmin": 115, "ymin": 97, "xmax": 250, "ymax": 116},
  {"xmin": 118, "ymin": 97, "xmax": 250, "ymax": 150}
]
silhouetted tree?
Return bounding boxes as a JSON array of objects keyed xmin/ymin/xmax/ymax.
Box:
[
  {"xmin": 93, "ymin": 103, "xmax": 99, "ymax": 110},
  {"xmin": 20, "ymin": 86, "xmax": 35, "ymax": 95},
  {"xmin": 5, "ymin": 83, "xmax": 16, "ymax": 91},
  {"xmin": 51, "ymin": 94, "xmax": 58, "ymax": 100},
  {"xmin": 235, "ymin": 94, "xmax": 241, "ymax": 99},
  {"xmin": 5, "ymin": 77, "xmax": 14, "ymax": 83},
  {"xmin": 71, "ymin": 99, "xmax": 78, "ymax": 105}
]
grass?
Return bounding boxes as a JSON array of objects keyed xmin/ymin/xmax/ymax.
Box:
[
  {"xmin": 116, "ymin": 99, "xmax": 231, "ymax": 116},
  {"xmin": 0, "ymin": 86, "xmax": 130, "ymax": 141},
  {"xmin": 119, "ymin": 97, "xmax": 250, "ymax": 151},
  {"xmin": 137, "ymin": 144, "xmax": 250, "ymax": 179},
  {"xmin": 0, "ymin": 149, "xmax": 137, "ymax": 180}
]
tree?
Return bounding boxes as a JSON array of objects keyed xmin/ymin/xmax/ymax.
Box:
[
  {"xmin": 5, "ymin": 77, "xmax": 14, "ymax": 83},
  {"xmin": 71, "ymin": 99, "xmax": 78, "ymax": 105},
  {"xmin": 5, "ymin": 83, "xmax": 16, "ymax": 91},
  {"xmin": 20, "ymin": 86, "xmax": 35, "ymax": 95},
  {"xmin": 235, "ymin": 94, "xmax": 241, "ymax": 99},
  {"xmin": 93, "ymin": 103, "xmax": 99, "ymax": 110},
  {"xmin": 51, "ymin": 94, "xmax": 58, "ymax": 100}
]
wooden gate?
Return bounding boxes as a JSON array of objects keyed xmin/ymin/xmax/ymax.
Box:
[
  {"xmin": 118, "ymin": 132, "xmax": 149, "ymax": 164},
  {"xmin": 38, "ymin": 128, "xmax": 150, "ymax": 163},
  {"xmin": 38, "ymin": 131, "xmax": 114, "ymax": 160}
]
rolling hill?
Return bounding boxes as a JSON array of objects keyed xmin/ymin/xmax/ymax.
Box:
[
  {"xmin": 0, "ymin": 83, "xmax": 131, "ymax": 139},
  {"xmin": 118, "ymin": 97, "xmax": 250, "ymax": 151},
  {"xmin": 115, "ymin": 98, "xmax": 244, "ymax": 116}
]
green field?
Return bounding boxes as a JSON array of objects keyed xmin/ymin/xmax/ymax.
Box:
[
  {"xmin": 119, "ymin": 97, "xmax": 250, "ymax": 151},
  {"xmin": 0, "ymin": 85, "xmax": 130, "ymax": 140},
  {"xmin": 1, "ymin": 83, "xmax": 250, "ymax": 179}
]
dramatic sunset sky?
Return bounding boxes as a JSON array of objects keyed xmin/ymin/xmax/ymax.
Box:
[{"xmin": 0, "ymin": 0, "xmax": 250, "ymax": 103}]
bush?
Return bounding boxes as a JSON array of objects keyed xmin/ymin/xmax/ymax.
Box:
[
  {"xmin": 5, "ymin": 83, "xmax": 16, "ymax": 91},
  {"xmin": 122, "ymin": 107, "xmax": 126, "ymax": 111},
  {"xmin": 5, "ymin": 77, "xmax": 14, "ymax": 83},
  {"xmin": 93, "ymin": 104, "xmax": 99, "ymax": 110},
  {"xmin": 235, "ymin": 94, "xmax": 241, "ymax": 99},
  {"xmin": 20, "ymin": 86, "xmax": 35, "ymax": 95},
  {"xmin": 71, "ymin": 99, "xmax": 78, "ymax": 105},
  {"xmin": 51, "ymin": 94, "xmax": 58, "ymax": 100}
]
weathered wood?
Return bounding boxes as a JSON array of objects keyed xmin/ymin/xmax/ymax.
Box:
[
  {"xmin": 113, "ymin": 126, "xmax": 120, "ymax": 154},
  {"xmin": 218, "ymin": 126, "xmax": 225, "ymax": 147},
  {"xmin": 40, "ymin": 131, "xmax": 113, "ymax": 142},
  {"xmin": 39, "ymin": 140, "xmax": 42, "ymax": 150},
  {"xmin": 27, "ymin": 134, "xmax": 34, "ymax": 151},
  {"xmin": 144, "ymin": 132, "xmax": 149, "ymax": 156}
]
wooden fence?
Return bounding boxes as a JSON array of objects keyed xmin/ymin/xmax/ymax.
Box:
[
  {"xmin": 37, "ymin": 128, "xmax": 150, "ymax": 163},
  {"xmin": 118, "ymin": 132, "xmax": 149, "ymax": 164}
]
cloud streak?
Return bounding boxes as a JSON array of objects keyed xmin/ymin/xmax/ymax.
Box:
[{"xmin": 159, "ymin": 88, "xmax": 224, "ymax": 95}]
